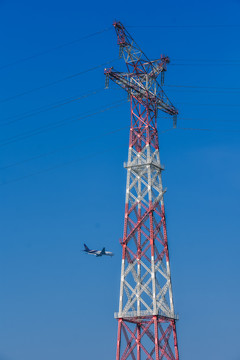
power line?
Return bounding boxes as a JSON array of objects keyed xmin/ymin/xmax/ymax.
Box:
[
  {"xmin": 1, "ymin": 126, "xmax": 239, "ymax": 187},
  {"xmin": 164, "ymin": 88, "xmax": 240, "ymax": 95},
  {"xmin": 164, "ymin": 84, "xmax": 240, "ymax": 91},
  {"xmin": 0, "ymin": 126, "xmax": 129, "ymax": 171},
  {"xmin": 2, "ymin": 94, "xmax": 238, "ymax": 147},
  {"xmin": 128, "ymin": 25, "xmax": 240, "ymax": 28},
  {"xmin": 0, "ymin": 58, "xmax": 118, "ymax": 104},
  {"xmin": 113, "ymin": 81, "xmax": 240, "ymax": 92},
  {"xmin": 172, "ymin": 58, "xmax": 240, "ymax": 63},
  {"xmin": 160, "ymin": 115, "xmax": 240, "ymax": 124},
  {"xmin": 171, "ymin": 63, "xmax": 240, "ymax": 66},
  {"xmin": 180, "ymin": 102, "xmax": 240, "ymax": 107},
  {"xmin": 0, "ymin": 88, "xmax": 105, "ymax": 126},
  {"xmin": 0, "ymin": 27, "xmax": 112, "ymax": 71},
  {"xmin": 0, "ymin": 129, "xmax": 169, "ymax": 186},
  {"xmin": 176, "ymin": 117, "xmax": 240, "ymax": 124},
  {"xmin": 176, "ymin": 127, "xmax": 240, "ymax": 133},
  {"xmin": 0, "ymin": 144, "xmax": 128, "ymax": 187},
  {"xmin": 0, "ymin": 99, "xmax": 127, "ymax": 148},
  {"xmin": 158, "ymin": 125, "xmax": 240, "ymax": 132}
]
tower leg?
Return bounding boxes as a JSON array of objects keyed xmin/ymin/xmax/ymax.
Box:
[
  {"xmin": 172, "ymin": 321, "xmax": 179, "ymax": 360},
  {"xmin": 137, "ymin": 323, "xmax": 141, "ymax": 360},
  {"xmin": 116, "ymin": 319, "xmax": 122, "ymax": 360},
  {"xmin": 154, "ymin": 316, "xmax": 159, "ymax": 360}
]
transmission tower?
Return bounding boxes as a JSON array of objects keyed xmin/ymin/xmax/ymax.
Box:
[{"xmin": 105, "ymin": 22, "xmax": 179, "ymax": 360}]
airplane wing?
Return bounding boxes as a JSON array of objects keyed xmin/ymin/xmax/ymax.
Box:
[
  {"xmin": 95, "ymin": 248, "xmax": 105, "ymax": 257},
  {"xmin": 83, "ymin": 245, "xmax": 99, "ymax": 256},
  {"xmin": 88, "ymin": 251, "xmax": 99, "ymax": 256}
]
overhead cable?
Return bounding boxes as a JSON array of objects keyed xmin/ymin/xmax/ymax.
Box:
[
  {"xmin": 0, "ymin": 27, "xmax": 112, "ymax": 71},
  {"xmin": 176, "ymin": 127, "xmax": 240, "ymax": 133},
  {"xmin": 164, "ymin": 84, "xmax": 240, "ymax": 91},
  {"xmin": 0, "ymin": 88, "xmax": 105, "ymax": 126},
  {"xmin": 0, "ymin": 129, "xmax": 169, "ymax": 186},
  {"xmin": 1, "ymin": 126, "xmax": 239, "ymax": 186},
  {"xmin": 0, "ymin": 99, "xmax": 127, "ymax": 148},
  {"xmin": 171, "ymin": 63, "xmax": 240, "ymax": 66},
  {"xmin": 0, "ymin": 126, "xmax": 129, "ymax": 171},
  {"xmin": 0, "ymin": 58, "xmax": 118, "ymax": 104},
  {"xmin": 175, "ymin": 117, "xmax": 240, "ymax": 124},
  {"xmin": 128, "ymin": 25, "xmax": 240, "ymax": 28},
  {"xmin": 180, "ymin": 102, "xmax": 240, "ymax": 107},
  {"xmin": 0, "ymin": 144, "xmax": 128, "ymax": 187}
]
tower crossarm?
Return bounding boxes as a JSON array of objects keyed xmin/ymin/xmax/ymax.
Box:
[
  {"xmin": 144, "ymin": 56, "xmax": 170, "ymax": 79},
  {"xmin": 113, "ymin": 21, "xmax": 151, "ymax": 72},
  {"xmin": 104, "ymin": 67, "xmax": 178, "ymax": 117},
  {"xmin": 113, "ymin": 22, "xmax": 170, "ymax": 82}
]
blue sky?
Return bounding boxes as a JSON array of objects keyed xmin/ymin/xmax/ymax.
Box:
[{"xmin": 0, "ymin": 0, "xmax": 240, "ymax": 359}]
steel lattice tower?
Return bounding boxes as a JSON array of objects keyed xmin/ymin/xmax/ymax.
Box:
[{"xmin": 105, "ymin": 22, "xmax": 179, "ymax": 360}]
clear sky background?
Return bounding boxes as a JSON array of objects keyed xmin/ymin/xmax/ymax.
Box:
[{"xmin": 0, "ymin": 0, "xmax": 240, "ymax": 359}]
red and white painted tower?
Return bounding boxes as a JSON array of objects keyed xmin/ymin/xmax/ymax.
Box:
[{"xmin": 105, "ymin": 22, "xmax": 179, "ymax": 360}]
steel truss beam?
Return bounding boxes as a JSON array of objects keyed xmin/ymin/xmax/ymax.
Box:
[{"xmin": 116, "ymin": 317, "xmax": 179, "ymax": 360}]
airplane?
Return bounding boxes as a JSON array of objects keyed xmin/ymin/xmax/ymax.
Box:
[{"xmin": 83, "ymin": 244, "xmax": 114, "ymax": 257}]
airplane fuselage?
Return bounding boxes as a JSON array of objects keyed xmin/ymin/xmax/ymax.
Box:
[
  {"xmin": 84, "ymin": 250, "xmax": 113, "ymax": 257},
  {"xmin": 83, "ymin": 244, "xmax": 114, "ymax": 257}
]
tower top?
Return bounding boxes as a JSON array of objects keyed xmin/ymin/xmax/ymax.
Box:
[{"xmin": 105, "ymin": 21, "xmax": 178, "ymax": 122}]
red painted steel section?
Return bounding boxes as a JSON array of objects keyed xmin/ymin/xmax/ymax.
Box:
[
  {"xmin": 154, "ymin": 316, "xmax": 159, "ymax": 360},
  {"xmin": 116, "ymin": 319, "xmax": 122, "ymax": 360},
  {"xmin": 116, "ymin": 317, "xmax": 179, "ymax": 360},
  {"xmin": 172, "ymin": 322, "xmax": 180, "ymax": 360},
  {"xmin": 137, "ymin": 324, "xmax": 141, "ymax": 360}
]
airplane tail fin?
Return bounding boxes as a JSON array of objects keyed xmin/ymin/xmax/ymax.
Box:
[
  {"xmin": 100, "ymin": 247, "xmax": 106, "ymax": 255},
  {"xmin": 84, "ymin": 243, "xmax": 90, "ymax": 251}
]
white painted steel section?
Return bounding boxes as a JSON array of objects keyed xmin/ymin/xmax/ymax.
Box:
[{"xmin": 117, "ymin": 143, "xmax": 177, "ymax": 320}]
